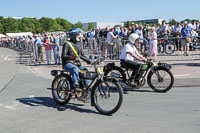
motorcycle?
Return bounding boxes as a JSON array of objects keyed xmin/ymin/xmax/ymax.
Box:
[
  {"xmin": 104, "ymin": 60, "xmax": 174, "ymax": 93},
  {"xmin": 190, "ymin": 37, "xmax": 200, "ymax": 51},
  {"xmin": 157, "ymin": 37, "xmax": 175, "ymax": 55},
  {"xmin": 47, "ymin": 56, "xmax": 123, "ymax": 115}
]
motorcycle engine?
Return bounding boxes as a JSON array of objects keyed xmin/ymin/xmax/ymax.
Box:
[{"xmin": 128, "ymin": 78, "xmax": 146, "ymax": 89}]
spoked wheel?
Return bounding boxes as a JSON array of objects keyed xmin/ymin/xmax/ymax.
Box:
[
  {"xmin": 92, "ymin": 78, "xmax": 123, "ymax": 115},
  {"xmin": 147, "ymin": 68, "xmax": 174, "ymax": 93},
  {"xmin": 104, "ymin": 67, "xmax": 126, "ymax": 84},
  {"xmin": 165, "ymin": 43, "xmax": 175, "ymax": 55},
  {"xmin": 51, "ymin": 74, "xmax": 72, "ymax": 105}
]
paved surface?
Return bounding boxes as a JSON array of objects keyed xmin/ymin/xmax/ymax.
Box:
[
  {"xmin": 0, "ymin": 47, "xmax": 200, "ymax": 133},
  {"xmin": 26, "ymin": 49, "xmax": 200, "ymax": 87}
]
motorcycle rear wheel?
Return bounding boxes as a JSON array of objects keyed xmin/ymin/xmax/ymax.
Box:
[{"xmin": 51, "ymin": 74, "xmax": 72, "ymax": 105}]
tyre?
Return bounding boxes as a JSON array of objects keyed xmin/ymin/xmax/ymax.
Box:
[
  {"xmin": 104, "ymin": 66, "xmax": 126, "ymax": 83},
  {"xmin": 147, "ymin": 67, "xmax": 174, "ymax": 93},
  {"xmin": 51, "ymin": 74, "xmax": 72, "ymax": 105},
  {"xmin": 165, "ymin": 42, "xmax": 175, "ymax": 55},
  {"xmin": 92, "ymin": 78, "xmax": 123, "ymax": 115}
]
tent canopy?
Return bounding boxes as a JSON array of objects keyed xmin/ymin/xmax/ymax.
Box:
[
  {"xmin": 0, "ymin": 34, "xmax": 6, "ymax": 38},
  {"xmin": 6, "ymin": 32, "xmax": 33, "ymax": 37}
]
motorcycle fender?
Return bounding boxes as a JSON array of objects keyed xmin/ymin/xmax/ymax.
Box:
[
  {"xmin": 51, "ymin": 74, "xmax": 72, "ymax": 89},
  {"xmin": 103, "ymin": 62, "xmax": 115, "ymax": 72},
  {"xmin": 155, "ymin": 65, "xmax": 171, "ymax": 71}
]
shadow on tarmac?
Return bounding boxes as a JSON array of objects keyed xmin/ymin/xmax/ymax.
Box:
[
  {"xmin": 171, "ymin": 63, "xmax": 200, "ymax": 67},
  {"xmin": 123, "ymin": 87, "xmax": 155, "ymax": 94},
  {"xmin": 16, "ymin": 97, "xmax": 99, "ymax": 114}
]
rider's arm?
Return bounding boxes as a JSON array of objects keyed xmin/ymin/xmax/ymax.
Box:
[
  {"xmin": 61, "ymin": 43, "xmax": 71, "ymax": 60},
  {"xmin": 79, "ymin": 48, "xmax": 91, "ymax": 64},
  {"xmin": 137, "ymin": 54, "xmax": 147, "ymax": 61},
  {"xmin": 127, "ymin": 52, "xmax": 143, "ymax": 61}
]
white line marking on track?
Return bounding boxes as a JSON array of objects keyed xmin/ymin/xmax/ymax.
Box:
[
  {"xmin": 3, "ymin": 55, "xmax": 8, "ymax": 60},
  {"xmin": 174, "ymin": 74, "xmax": 191, "ymax": 77},
  {"xmin": 3, "ymin": 55, "xmax": 13, "ymax": 61},
  {"xmin": 0, "ymin": 102, "xmax": 19, "ymax": 111}
]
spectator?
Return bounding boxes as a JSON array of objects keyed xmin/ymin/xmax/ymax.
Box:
[
  {"xmin": 106, "ymin": 28, "xmax": 118, "ymax": 58},
  {"xmin": 131, "ymin": 22, "xmax": 136, "ymax": 33},
  {"xmin": 35, "ymin": 35, "xmax": 45, "ymax": 63},
  {"xmin": 158, "ymin": 20, "xmax": 168, "ymax": 38},
  {"xmin": 44, "ymin": 37, "xmax": 52, "ymax": 65},
  {"xmin": 89, "ymin": 29, "xmax": 96, "ymax": 55},
  {"xmin": 181, "ymin": 21, "xmax": 192, "ymax": 56},
  {"xmin": 149, "ymin": 27, "xmax": 158, "ymax": 60},
  {"xmin": 173, "ymin": 23, "xmax": 182, "ymax": 51},
  {"xmin": 119, "ymin": 27, "xmax": 127, "ymax": 46},
  {"xmin": 136, "ymin": 25, "xmax": 144, "ymax": 53},
  {"xmin": 52, "ymin": 34, "xmax": 61, "ymax": 65},
  {"xmin": 191, "ymin": 27, "xmax": 198, "ymax": 42},
  {"xmin": 33, "ymin": 35, "xmax": 39, "ymax": 62}
]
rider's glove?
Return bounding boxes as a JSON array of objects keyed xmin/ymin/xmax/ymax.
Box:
[{"xmin": 69, "ymin": 54, "xmax": 76, "ymax": 60}]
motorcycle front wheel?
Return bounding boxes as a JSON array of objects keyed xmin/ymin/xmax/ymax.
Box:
[
  {"xmin": 147, "ymin": 68, "xmax": 174, "ymax": 93},
  {"xmin": 92, "ymin": 78, "xmax": 123, "ymax": 115}
]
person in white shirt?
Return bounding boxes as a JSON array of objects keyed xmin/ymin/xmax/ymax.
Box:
[
  {"xmin": 105, "ymin": 28, "xmax": 118, "ymax": 58},
  {"xmin": 106, "ymin": 28, "xmax": 118, "ymax": 42},
  {"xmin": 158, "ymin": 20, "xmax": 168, "ymax": 38},
  {"xmin": 149, "ymin": 27, "xmax": 158, "ymax": 60},
  {"xmin": 120, "ymin": 33, "xmax": 147, "ymax": 79}
]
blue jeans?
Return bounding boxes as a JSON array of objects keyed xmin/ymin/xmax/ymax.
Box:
[
  {"xmin": 53, "ymin": 45, "xmax": 61, "ymax": 64},
  {"xmin": 64, "ymin": 63, "xmax": 90, "ymax": 87}
]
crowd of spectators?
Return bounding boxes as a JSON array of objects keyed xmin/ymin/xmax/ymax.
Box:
[{"xmin": 0, "ymin": 20, "xmax": 200, "ymax": 64}]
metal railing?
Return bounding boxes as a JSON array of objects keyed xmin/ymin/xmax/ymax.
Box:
[{"xmin": 1, "ymin": 36, "xmax": 200, "ymax": 64}]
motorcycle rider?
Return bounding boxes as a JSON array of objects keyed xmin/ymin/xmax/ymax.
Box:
[
  {"xmin": 120, "ymin": 33, "xmax": 147, "ymax": 81},
  {"xmin": 61, "ymin": 32, "xmax": 91, "ymax": 92}
]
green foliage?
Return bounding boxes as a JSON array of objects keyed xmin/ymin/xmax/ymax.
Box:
[
  {"xmin": 168, "ymin": 19, "xmax": 177, "ymax": 25},
  {"xmin": 74, "ymin": 21, "xmax": 83, "ymax": 29},
  {"xmin": 0, "ymin": 17, "xmax": 73, "ymax": 34},
  {"xmin": 3, "ymin": 17, "xmax": 19, "ymax": 33},
  {"xmin": 88, "ymin": 22, "xmax": 95, "ymax": 30},
  {"xmin": 55, "ymin": 18, "xmax": 73, "ymax": 31},
  {"xmin": 124, "ymin": 21, "xmax": 131, "ymax": 27},
  {"xmin": 0, "ymin": 23, "xmax": 4, "ymax": 33}
]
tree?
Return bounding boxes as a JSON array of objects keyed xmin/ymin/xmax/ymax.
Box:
[
  {"xmin": 55, "ymin": 18, "xmax": 73, "ymax": 31},
  {"xmin": 169, "ymin": 19, "xmax": 178, "ymax": 25},
  {"xmin": 88, "ymin": 22, "xmax": 95, "ymax": 30},
  {"xmin": 39, "ymin": 17, "xmax": 61, "ymax": 32},
  {"xmin": 74, "ymin": 21, "xmax": 83, "ymax": 29},
  {"xmin": 19, "ymin": 17, "xmax": 36, "ymax": 33},
  {"xmin": 3, "ymin": 17, "xmax": 19, "ymax": 33},
  {"xmin": 124, "ymin": 21, "xmax": 131, "ymax": 28},
  {"xmin": 0, "ymin": 23, "xmax": 4, "ymax": 34},
  {"xmin": 0, "ymin": 17, "xmax": 4, "ymax": 33},
  {"xmin": 181, "ymin": 19, "xmax": 192, "ymax": 24}
]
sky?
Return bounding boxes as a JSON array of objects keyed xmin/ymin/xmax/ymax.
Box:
[{"xmin": 0, "ymin": 0, "xmax": 200, "ymax": 24}]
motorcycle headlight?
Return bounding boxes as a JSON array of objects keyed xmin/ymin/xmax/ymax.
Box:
[
  {"xmin": 97, "ymin": 67, "xmax": 104, "ymax": 75},
  {"xmin": 51, "ymin": 70, "xmax": 58, "ymax": 76}
]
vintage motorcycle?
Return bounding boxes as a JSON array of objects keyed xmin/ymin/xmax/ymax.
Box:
[
  {"xmin": 104, "ymin": 60, "xmax": 174, "ymax": 93},
  {"xmin": 48, "ymin": 56, "xmax": 123, "ymax": 115}
]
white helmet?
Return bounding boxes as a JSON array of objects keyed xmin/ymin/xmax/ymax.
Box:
[{"xmin": 128, "ymin": 33, "xmax": 139, "ymax": 44}]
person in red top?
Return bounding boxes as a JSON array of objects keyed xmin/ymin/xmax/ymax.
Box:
[{"xmin": 43, "ymin": 37, "xmax": 52, "ymax": 65}]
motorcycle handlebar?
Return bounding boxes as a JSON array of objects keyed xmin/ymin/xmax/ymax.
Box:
[{"xmin": 90, "ymin": 57, "xmax": 105, "ymax": 65}]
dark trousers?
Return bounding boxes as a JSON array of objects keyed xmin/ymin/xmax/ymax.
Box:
[{"xmin": 120, "ymin": 60, "xmax": 142, "ymax": 79}]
